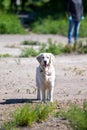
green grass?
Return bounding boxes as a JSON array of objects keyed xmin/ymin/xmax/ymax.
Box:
[
  {"xmin": 1, "ymin": 103, "xmax": 55, "ymax": 130},
  {"xmin": 79, "ymin": 17, "xmax": 87, "ymax": 37},
  {"xmin": 30, "ymin": 16, "xmax": 68, "ymax": 36},
  {"xmin": 0, "ymin": 12, "xmax": 26, "ymax": 34}
]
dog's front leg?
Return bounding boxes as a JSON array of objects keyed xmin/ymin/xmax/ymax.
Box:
[
  {"xmin": 41, "ymin": 86, "xmax": 45, "ymax": 102},
  {"xmin": 49, "ymin": 86, "xmax": 54, "ymax": 103},
  {"xmin": 36, "ymin": 67, "xmax": 41, "ymax": 100}
]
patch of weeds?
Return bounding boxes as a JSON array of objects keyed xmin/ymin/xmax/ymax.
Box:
[
  {"xmin": 1, "ymin": 121, "xmax": 17, "ymax": 130},
  {"xmin": 46, "ymin": 39, "xmax": 63, "ymax": 55},
  {"xmin": 20, "ymin": 47, "xmax": 39, "ymax": 57},
  {"xmin": 62, "ymin": 44, "xmax": 73, "ymax": 53},
  {"xmin": 0, "ymin": 54, "xmax": 12, "ymax": 58},
  {"xmin": 39, "ymin": 43, "xmax": 47, "ymax": 53},
  {"xmin": 64, "ymin": 102, "xmax": 87, "ymax": 130},
  {"xmin": 20, "ymin": 39, "xmax": 87, "ymax": 57},
  {"xmin": 55, "ymin": 101, "xmax": 87, "ymax": 130},
  {"xmin": 12, "ymin": 104, "xmax": 37, "ymax": 127},
  {"xmin": 22, "ymin": 40, "xmax": 40, "ymax": 46},
  {"xmin": 76, "ymin": 40, "xmax": 87, "ymax": 54},
  {"xmin": 20, "ymin": 38, "xmax": 64, "ymax": 57},
  {"xmin": 39, "ymin": 39, "xmax": 64, "ymax": 55},
  {"xmin": 73, "ymin": 67, "xmax": 85, "ymax": 76},
  {"xmin": 1, "ymin": 103, "xmax": 55, "ymax": 129},
  {"xmin": 35, "ymin": 103, "xmax": 55, "ymax": 123}
]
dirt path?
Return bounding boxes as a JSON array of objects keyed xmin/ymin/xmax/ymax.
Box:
[
  {"xmin": 0, "ymin": 55, "xmax": 87, "ymax": 129},
  {"xmin": 0, "ymin": 34, "xmax": 67, "ymax": 45},
  {"xmin": 0, "ymin": 34, "xmax": 87, "ymax": 129},
  {"xmin": 0, "ymin": 55, "xmax": 87, "ymax": 101}
]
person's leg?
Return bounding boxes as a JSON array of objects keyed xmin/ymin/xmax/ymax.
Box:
[
  {"xmin": 68, "ymin": 20, "xmax": 74, "ymax": 44},
  {"xmin": 74, "ymin": 21, "xmax": 80, "ymax": 43}
]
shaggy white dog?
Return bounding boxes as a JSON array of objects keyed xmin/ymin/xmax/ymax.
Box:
[{"xmin": 36, "ymin": 53, "xmax": 55, "ymax": 102}]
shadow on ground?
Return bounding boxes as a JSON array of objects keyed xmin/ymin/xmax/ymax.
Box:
[{"xmin": 0, "ymin": 98, "xmax": 38, "ymax": 105}]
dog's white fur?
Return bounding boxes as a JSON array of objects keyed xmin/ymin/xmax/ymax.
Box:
[{"xmin": 36, "ymin": 53, "xmax": 55, "ymax": 102}]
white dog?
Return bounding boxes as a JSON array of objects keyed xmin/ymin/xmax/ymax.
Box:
[{"xmin": 36, "ymin": 53, "xmax": 55, "ymax": 102}]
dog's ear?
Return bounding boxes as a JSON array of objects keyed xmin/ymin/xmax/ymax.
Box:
[
  {"xmin": 50, "ymin": 53, "xmax": 55, "ymax": 64},
  {"xmin": 36, "ymin": 54, "xmax": 42, "ymax": 63}
]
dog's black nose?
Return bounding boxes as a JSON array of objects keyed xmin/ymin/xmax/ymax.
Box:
[{"xmin": 44, "ymin": 61, "xmax": 47, "ymax": 64}]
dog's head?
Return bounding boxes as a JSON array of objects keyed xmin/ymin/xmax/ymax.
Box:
[{"xmin": 37, "ymin": 53, "xmax": 55, "ymax": 67}]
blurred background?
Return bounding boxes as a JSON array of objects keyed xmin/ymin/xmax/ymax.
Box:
[{"xmin": 0, "ymin": 0, "xmax": 87, "ymax": 37}]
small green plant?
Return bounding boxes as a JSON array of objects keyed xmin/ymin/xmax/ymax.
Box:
[
  {"xmin": 1, "ymin": 122, "xmax": 17, "ymax": 130},
  {"xmin": 12, "ymin": 104, "xmax": 37, "ymax": 127},
  {"xmin": 39, "ymin": 43, "xmax": 47, "ymax": 53},
  {"xmin": 62, "ymin": 44, "xmax": 73, "ymax": 53},
  {"xmin": 35, "ymin": 103, "xmax": 55, "ymax": 122},
  {"xmin": 39, "ymin": 39, "xmax": 64, "ymax": 55},
  {"xmin": 20, "ymin": 47, "xmax": 38, "ymax": 57},
  {"xmin": 22, "ymin": 40, "xmax": 40, "ymax": 46},
  {"xmin": 76, "ymin": 40, "xmax": 87, "ymax": 54},
  {"xmin": 0, "ymin": 54, "xmax": 12, "ymax": 57},
  {"xmin": 46, "ymin": 39, "xmax": 63, "ymax": 55}
]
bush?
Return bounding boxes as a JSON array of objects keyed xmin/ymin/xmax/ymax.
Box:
[
  {"xmin": 30, "ymin": 16, "xmax": 68, "ymax": 36},
  {"xmin": 0, "ymin": 12, "xmax": 25, "ymax": 34}
]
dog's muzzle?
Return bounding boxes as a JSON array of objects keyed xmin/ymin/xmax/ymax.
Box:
[{"xmin": 44, "ymin": 60, "xmax": 48, "ymax": 67}]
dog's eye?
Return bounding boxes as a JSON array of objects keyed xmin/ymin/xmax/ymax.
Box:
[{"xmin": 42, "ymin": 56, "xmax": 44, "ymax": 59}]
